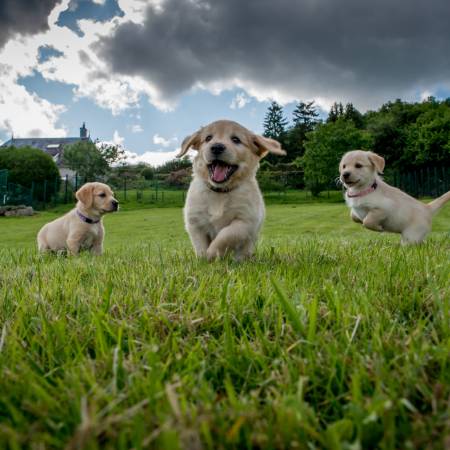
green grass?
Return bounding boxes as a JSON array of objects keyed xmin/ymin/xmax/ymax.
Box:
[{"xmin": 0, "ymin": 201, "xmax": 449, "ymax": 449}]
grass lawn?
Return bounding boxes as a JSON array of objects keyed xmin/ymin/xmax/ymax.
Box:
[{"xmin": 0, "ymin": 200, "xmax": 449, "ymax": 449}]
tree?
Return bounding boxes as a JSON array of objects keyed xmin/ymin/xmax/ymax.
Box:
[
  {"xmin": 344, "ymin": 103, "xmax": 364, "ymax": 128},
  {"xmin": 0, "ymin": 146, "xmax": 60, "ymax": 200},
  {"xmin": 302, "ymin": 119, "xmax": 373, "ymax": 195},
  {"xmin": 365, "ymin": 98, "xmax": 432, "ymax": 170},
  {"xmin": 156, "ymin": 157, "xmax": 192, "ymax": 174},
  {"xmin": 96, "ymin": 142, "xmax": 126, "ymax": 167},
  {"xmin": 63, "ymin": 141, "xmax": 125, "ymax": 180},
  {"xmin": 282, "ymin": 101, "xmax": 320, "ymax": 162},
  {"xmin": 365, "ymin": 111, "xmax": 404, "ymax": 169},
  {"xmin": 263, "ymin": 101, "xmax": 288, "ymax": 140},
  {"xmin": 141, "ymin": 166, "xmax": 155, "ymax": 180},
  {"xmin": 327, "ymin": 102, "xmax": 345, "ymax": 123},
  {"xmin": 405, "ymin": 106, "xmax": 450, "ymax": 166},
  {"xmin": 292, "ymin": 101, "xmax": 319, "ymax": 130}
]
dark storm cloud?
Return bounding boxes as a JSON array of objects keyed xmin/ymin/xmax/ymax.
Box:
[
  {"xmin": 98, "ymin": 0, "xmax": 450, "ymax": 108},
  {"xmin": 0, "ymin": 0, "xmax": 61, "ymax": 48}
]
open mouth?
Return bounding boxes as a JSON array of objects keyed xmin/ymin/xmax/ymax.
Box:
[
  {"xmin": 344, "ymin": 179, "xmax": 359, "ymax": 186},
  {"xmin": 208, "ymin": 160, "xmax": 238, "ymax": 184}
]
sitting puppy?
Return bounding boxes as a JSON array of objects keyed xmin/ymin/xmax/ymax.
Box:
[
  {"xmin": 339, "ymin": 150, "xmax": 450, "ymax": 244},
  {"xmin": 37, "ymin": 182, "xmax": 118, "ymax": 255},
  {"xmin": 178, "ymin": 120, "xmax": 285, "ymax": 261}
]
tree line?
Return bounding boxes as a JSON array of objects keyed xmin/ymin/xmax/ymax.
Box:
[
  {"xmin": 2, "ymin": 96, "xmax": 449, "ymax": 198},
  {"xmin": 262, "ymin": 96, "xmax": 450, "ymax": 194}
]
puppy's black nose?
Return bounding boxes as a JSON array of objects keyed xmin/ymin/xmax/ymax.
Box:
[
  {"xmin": 112, "ymin": 200, "xmax": 119, "ymax": 210},
  {"xmin": 211, "ymin": 143, "xmax": 226, "ymax": 155},
  {"xmin": 343, "ymin": 171, "xmax": 351, "ymax": 179}
]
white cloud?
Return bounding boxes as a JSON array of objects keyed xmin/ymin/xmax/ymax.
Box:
[
  {"xmin": 0, "ymin": 77, "xmax": 67, "ymax": 138},
  {"xmin": 230, "ymin": 92, "xmax": 251, "ymax": 109},
  {"xmin": 0, "ymin": 0, "xmax": 70, "ymax": 138},
  {"xmin": 130, "ymin": 124, "xmax": 143, "ymax": 133},
  {"xmin": 420, "ymin": 90, "xmax": 433, "ymax": 101},
  {"xmin": 113, "ymin": 130, "xmax": 124, "ymax": 146},
  {"xmin": 152, "ymin": 133, "xmax": 177, "ymax": 147},
  {"xmin": 123, "ymin": 148, "xmax": 181, "ymax": 167},
  {"xmin": 0, "ymin": 0, "xmax": 174, "ymax": 139},
  {"xmin": 95, "ymin": 130, "xmax": 125, "ymax": 150}
]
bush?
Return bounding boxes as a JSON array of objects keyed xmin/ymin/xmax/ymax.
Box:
[
  {"xmin": 156, "ymin": 157, "xmax": 192, "ymax": 174},
  {"xmin": 165, "ymin": 168, "xmax": 191, "ymax": 188},
  {"xmin": 0, "ymin": 146, "xmax": 60, "ymax": 200},
  {"xmin": 141, "ymin": 166, "xmax": 155, "ymax": 180},
  {"xmin": 257, "ymin": 171, "xmax": 286, "ymax": 191}
]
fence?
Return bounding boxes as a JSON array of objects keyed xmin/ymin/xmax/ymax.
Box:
[
  {"xmin": 0, "ymin": 169, "xmax": 7, "ymax": 192},
  {"xmin": 0, "ymin": 167, "xmax": 449, "ymax": 210},
  {"xmin": 0, "ymin": 170, "xmax": 33, "ymax": 207},
  {"xmin": 384, "ymin": 166, "xmax": 450, "ymax": 198}
]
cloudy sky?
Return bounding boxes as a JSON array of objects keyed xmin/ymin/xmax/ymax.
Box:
[{"xmin": 1, "ymin": 0, "xmax": 449, "ymax": 166}]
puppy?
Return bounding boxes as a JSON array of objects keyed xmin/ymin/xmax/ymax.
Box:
[
  {"xmin": 178, "ymin": 120, "xmax": 285, "ymax": 261},
  {"xmin": 37, "ymin": 182, "xmax": 118, "ymax": 255},
  {"xmin": 339, "ymin": 150, "xmax": 450, "ymax": 244}
]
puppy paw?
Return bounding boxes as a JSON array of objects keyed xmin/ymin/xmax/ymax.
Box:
[
  {"xmin": 362, "ymin": 220, "xmax": 384, "ymax": 232},
  {"xmin": 206, "ymin": 249, "xmax": 218, "ymax": 262},
  {"xmin": 234, "ymin": 251, "xmax": 253, "ymax": 262},
  {"xmin": 206, "ymin": 246, "xmax": 225, "ymax": 262}
]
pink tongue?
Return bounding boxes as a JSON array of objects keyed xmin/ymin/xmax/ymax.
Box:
[{"xmin": 212, "ymin": 165, "xmax": 228, "ymax": 182}]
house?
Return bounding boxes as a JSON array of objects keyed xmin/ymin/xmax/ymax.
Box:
[{"xmin": 1, "ymin": 123, "xmax": 91, "ymax": 178}]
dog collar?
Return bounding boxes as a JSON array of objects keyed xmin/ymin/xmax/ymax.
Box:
[
  {"xmin": 346, "ymin": 181, "xmax": 377, "ymax": 198},
  {"xmin": 206, "ymin": 182, "xmax": 233, "ymax": 193},
  {"xmin": 77, "ymin": 210, "xmax": 100, "ymax": 224}
]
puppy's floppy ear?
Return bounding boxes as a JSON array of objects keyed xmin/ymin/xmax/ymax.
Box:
[
  {"xmin": 76, "ymin": 183, "xmax": 94, "ymax": 208},
  {"xmin": 177, "ymin": 131, "xmax": 201, "ymax": 158},
  {"xmin": 367, "ymin": 151, "xmax": 385, "ymax": 174},
  {"xmin": 252, "ymin": 135, "xmax": 286, "ymax": 158}
]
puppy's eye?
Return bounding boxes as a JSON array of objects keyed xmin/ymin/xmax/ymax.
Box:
[
  {"xmin": 99, "ymin": 193, "xmax": 106, "ymax": 198},
  {"xmin": 343, "ymin": 164, "xmax": 346, "ymax": 169},
  {"xmin": 205, "ymin": 135, "xmax": 213, "ymax": 142},
  {"xmin": 355, "ymin": 163, "xmax": 362, "ymax": 169},
  {"xmin": 231, "ymin": 136, "xmax": 241, "ymax": 144}
]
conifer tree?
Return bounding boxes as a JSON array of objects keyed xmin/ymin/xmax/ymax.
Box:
[
  {"xmin": 292, "ymin": 101, "xmax": 319, "ymax": 131},
  {"xmin": 263, "ymin": 101, "xmax": 288, "ymax": 140}
]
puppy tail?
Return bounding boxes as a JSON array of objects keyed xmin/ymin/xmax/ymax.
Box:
[{"xmin": 427, "ymin": 191, "xmax": 450, "ymax": 216}]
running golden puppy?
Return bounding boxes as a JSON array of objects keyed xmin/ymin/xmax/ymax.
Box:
[
  {"xmin": 339, "ymin": 150, "xmax": 450, "ymax": 244},
  {"xmin": 37, "ymin": 182, "xmax": 118, "ymax": 255},
  {"xmin": 178, "ymin": 120, "xmax": 285, "ymax": 261}
]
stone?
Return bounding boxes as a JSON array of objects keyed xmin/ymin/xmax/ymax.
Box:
[{"xmin": 2, "ymin": 206, "xmax": 34, "ymax": 216}]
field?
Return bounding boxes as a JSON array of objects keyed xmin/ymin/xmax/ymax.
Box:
[{"xmin": 0, "ymin": 198, "xmax": 449, "ymax": 449}]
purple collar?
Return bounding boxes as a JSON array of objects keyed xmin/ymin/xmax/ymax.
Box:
[{"xmin": 77, "ymin": 210, "xmax": 100, "ymax": 224}]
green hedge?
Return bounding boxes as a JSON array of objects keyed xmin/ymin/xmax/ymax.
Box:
[{"xmin": 0, "ymin": 146, "xmax": 60, "ymax": 200}]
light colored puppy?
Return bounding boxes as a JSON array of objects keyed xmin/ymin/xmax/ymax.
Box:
[
  {"xmin": 178, "ymin": 120, "xmax": 285, "ymax": 261},
  {"xmin": 339, "ymin": 150, "xmax": 450, "ymax": 244},
  {"xmin": 37, "ymin": 182, "xmax": 118, "ymax": 255}
]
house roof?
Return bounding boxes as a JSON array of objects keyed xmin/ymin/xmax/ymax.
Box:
[
  {"xmin": 0, "ymin": 136, "xmax": 91, "ymax": 167},
  {"xmin": 0, "ymin": 137, "xmax": 84, "ymax": 152}
]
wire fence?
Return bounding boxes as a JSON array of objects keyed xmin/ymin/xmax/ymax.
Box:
[{"xmin": 0, "ymin": 167, "xmax": 449, "ymax": 210}]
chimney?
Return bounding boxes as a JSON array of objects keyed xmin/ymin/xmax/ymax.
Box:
[{"xmin": 80, "ymin": 122, "xmax": 88, "ymax": 139}]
